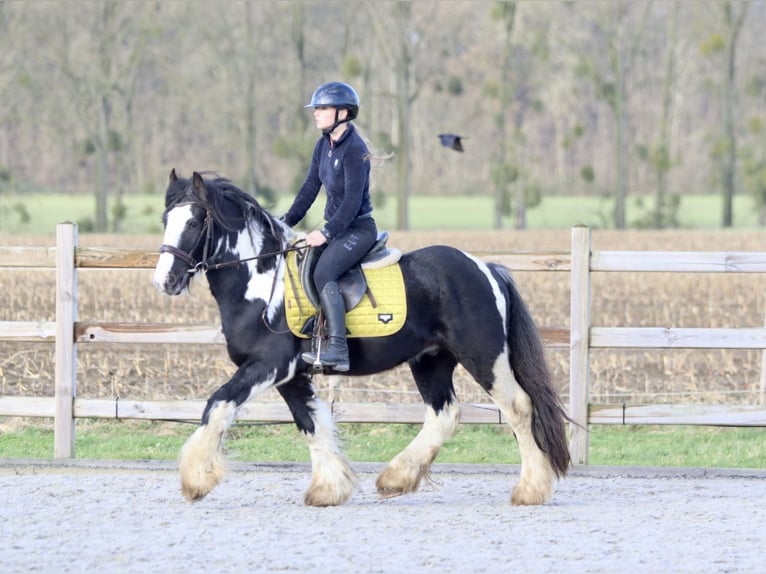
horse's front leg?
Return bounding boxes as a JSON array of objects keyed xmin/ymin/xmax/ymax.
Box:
[
  {"xmin": 277, "ymin": 375, "xmax": 357, "ymax": 507},
  {"xmin": 178, "ymin": 360, "xmax": 278, "ymax": 502}
]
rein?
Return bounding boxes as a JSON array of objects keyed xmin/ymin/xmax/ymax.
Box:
[
  {"xmin": 159, "ymin": 207, "xmax": 306, "ymax": 275},
  {"xmin": 159, "ymin": 202, "xmax": 308, "ymax": 335},
  {"xmin": 202, "ymin": 241, "xmax": 306, "ymax": 273}
]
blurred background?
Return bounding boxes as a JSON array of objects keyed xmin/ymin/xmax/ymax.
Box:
[{"xmin": 0, "ymin": 1, "xmax": 764, "ymax": 233}]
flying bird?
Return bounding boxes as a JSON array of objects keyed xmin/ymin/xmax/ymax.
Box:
[{"xmin": 438, "ymin": 133, "xmax": 465, "ymax": 152}]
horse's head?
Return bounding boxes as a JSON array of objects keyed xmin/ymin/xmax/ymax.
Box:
[
  {"xmin": 153, "ymin": 169, "xmax": 293, "ymax": 297},
  {"xmin": 153, "ymin": 170, "xmax": 215, "ymax": 295}
]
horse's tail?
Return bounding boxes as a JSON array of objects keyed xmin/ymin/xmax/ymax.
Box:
[{"xmin": 493, "ymin": 264, "xmax": 571, "ymax": 477}]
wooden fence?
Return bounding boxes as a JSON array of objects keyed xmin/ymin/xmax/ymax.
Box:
[{"xmin": 2, "ymin": 223, "xmax": 766, "ymax": 465}]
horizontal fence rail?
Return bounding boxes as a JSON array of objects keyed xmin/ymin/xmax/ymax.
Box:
[{"xmin": 1, "ymin": 223, "xmax": 766, "ymax": 464}]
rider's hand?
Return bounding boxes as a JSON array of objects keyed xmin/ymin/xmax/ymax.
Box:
[{"xmin": 306, "ymin": 230, "xmax": 328, "ymax": 247}]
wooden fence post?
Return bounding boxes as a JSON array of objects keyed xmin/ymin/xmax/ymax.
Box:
[
  {"xmin": 569, "ymin": 225, "xmax": 592, "ymax": 464},
  {"xmin": 54, "ymin": 222, "xmax": 77, "ymax": 458},
  {"xmin": 761, "ymin": 305, "xmax": 766, "ymax": 406}
]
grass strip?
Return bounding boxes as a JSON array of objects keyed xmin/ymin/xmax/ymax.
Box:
[{"xmin": 1, "ymin": 419, "xmax": 764, "ymax": 469}]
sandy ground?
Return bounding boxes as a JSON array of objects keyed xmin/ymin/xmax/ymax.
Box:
[{"xmin": 1, "ymin": 460, "xmax": 764, "ymax": 574}]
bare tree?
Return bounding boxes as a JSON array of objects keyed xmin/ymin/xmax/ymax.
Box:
[
  {"xmin": 720, "ymin": 1, "xmax": 749, "ymax": 227},
  {"xmin": 0, "ymin": 2, "xmax": 16, "ymax": 189},
  {"xmin": 368, "ymin": 1, "xmax": 439, "ymax": 230},
  {"xmin": 697, "ymin": 1, "xmax": 749, "ymax": 227},
  {"xmin": 574, "ymin": 2, "xmax": 652, "ymax": 228},
  {"xmin": 1, "ymin": 1, "xmax": 765, "ymax": 233},
  {"xmin": 652, "ymin": 1, "xmax": 681, "ymax": 228},
  {"xmin": 490, "ymin": 2, "xmax": 516, "ymax": 229},
  {"xmin": 40, "ymin": 2, "xmax": 157, "ymax": 231}
]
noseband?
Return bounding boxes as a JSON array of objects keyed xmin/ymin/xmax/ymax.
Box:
[{"xmin": 159, "ymin": 209, "xmax": 215, "ymax": 274}]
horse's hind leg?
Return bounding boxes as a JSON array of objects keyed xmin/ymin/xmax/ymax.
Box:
[
  {"xmin": 376, "ymin": 351, "xmax": 460, "ymax": 498},
  {"xmin": 277, "ymin": 375, "xmax": 357, "ymax": 507},
  {"xmin": 486, "ymin": 357, "xmax": 556, "ymax": 505}
]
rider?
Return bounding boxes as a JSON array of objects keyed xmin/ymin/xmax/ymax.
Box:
[{"xmin": 282, "ymin": 81, "xmax": 378, "ymax": 372}]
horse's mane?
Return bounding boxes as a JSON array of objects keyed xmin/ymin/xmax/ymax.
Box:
[
  {"xmin": 166, "ymin": 171, "xmax": 289, "ymax": 250},
  {"xmin": 203, "ymin": 177, "xmax": 261, "ymax": 233}
]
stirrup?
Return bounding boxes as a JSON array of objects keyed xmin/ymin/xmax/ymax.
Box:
[
  {"xmin": 301, "ymin": 350, "xmax": 323, "ymax": 369},
  {"xmin": 301, "ymin": 353, "xmax": 349, "ymax": 372},
  {"xmin": 301, "ymin": 342, "xmax": 349, "ymax": 372}
]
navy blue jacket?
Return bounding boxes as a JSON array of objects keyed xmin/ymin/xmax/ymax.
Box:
[{"xmin": 284, "ymin": 123, "xmax": 372, "ymax": 240}]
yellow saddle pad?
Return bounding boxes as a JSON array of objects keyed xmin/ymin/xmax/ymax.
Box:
[{"xmin": 284, "ymin": 250, "xmax": 407, "ymax": 338}]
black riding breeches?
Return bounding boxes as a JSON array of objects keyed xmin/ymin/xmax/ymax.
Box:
[{"xmin": 312, "ymin": 217, "xmax": 378, "ymax": 294}]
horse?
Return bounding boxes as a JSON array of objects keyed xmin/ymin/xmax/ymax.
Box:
[{"xmin": 153, "ymin": 169, "xmax": 571, "ymax": 507}]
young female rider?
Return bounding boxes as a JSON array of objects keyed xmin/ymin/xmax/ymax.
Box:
[{"xmin": 282, "ymin": 81, "xmax": 377, "ymax": 372}]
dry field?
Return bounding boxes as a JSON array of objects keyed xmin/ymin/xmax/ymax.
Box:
[{"xmin": 1, "ymin": 229, "xmax": 765, "ymax": 408}]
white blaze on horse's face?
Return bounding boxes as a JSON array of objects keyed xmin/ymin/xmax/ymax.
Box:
[{"xmin": 153, "ymin": 204, "xmax": 195, "ymax": 294}]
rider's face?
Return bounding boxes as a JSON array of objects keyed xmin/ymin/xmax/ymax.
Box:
[{"xmin": 313, "ymin": 106, "xmax": 347, "ymax": 132}]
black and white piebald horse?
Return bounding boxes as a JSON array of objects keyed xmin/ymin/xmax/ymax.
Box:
[{"xmin": 153, "ymin": 170, "xmax": 570, "ymax": 506}]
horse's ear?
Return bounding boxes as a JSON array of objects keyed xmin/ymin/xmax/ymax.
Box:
[
  {"xmin": 192, "ymin": 171, "xmax": 208, "ymax": 202},
  {"xmin": 169, "ymin": 168, "xmax": 178, "ymax": 182}
]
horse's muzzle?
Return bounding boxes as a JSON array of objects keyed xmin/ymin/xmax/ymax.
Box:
[
  {"xmin": 155, "ymin": 273, "xmax": 187, "ymax": 296},
  {"xmin": 153, "ymin": 254, "xmax": 190, "ymax": 296}
]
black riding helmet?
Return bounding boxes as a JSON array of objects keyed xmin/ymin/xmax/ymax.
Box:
[{"xmin": 305, "ymin": 81, "xmax": 359, "ymax": 134}]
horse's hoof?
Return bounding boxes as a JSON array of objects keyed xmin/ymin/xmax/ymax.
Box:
[
  {"xmin": 377, "ymin": 486, "xmax": 408, "ymax": 499},
  {"xmin": 375, "ymin": 470, "xmax": 421, "ymax": 498},
  {"xmin": 303, "ymin": 484, "xmax": 353, "ymax": 507},
  {"xmin": 181, "ymin": 483, "xmax": 209, "ymax": 502},
  {"xmin": 510, "ymin": 482, "xmax": 550, "ymax": 506}
]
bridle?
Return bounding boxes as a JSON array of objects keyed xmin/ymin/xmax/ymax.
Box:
[
  {"xmin": 159, "ymin": 205, "xmax": 306, "ymax": 276},
  {"xmin": 159, "ymin": 208, "xmax": 217, "ymax": 274}
]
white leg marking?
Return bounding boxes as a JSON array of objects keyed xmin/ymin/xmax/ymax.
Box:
[
  {"xmin": 489, "ymin": 351, "xmax": 555, "ymax": 505},
  {"xmin": 376, "ymin": 402, "xmax": 461, "ymax": 497},
  {"xmin": 178, "ymin": 400, "xmax": 237, "ymax": 502},
  {"xmin": 303, "ymin": 397, "xmax": 357, "ymax": 507},
  {"xmin": 178, "ymin": 368, "xmax": 283, "ymax": 502}
]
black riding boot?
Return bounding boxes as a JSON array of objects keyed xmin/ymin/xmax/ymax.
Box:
[{"xmin": 302, "ymin": 281, "xmax": 350, "ymax": 372}]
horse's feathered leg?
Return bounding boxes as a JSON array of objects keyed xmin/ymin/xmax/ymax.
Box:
[
  {"xmin": 437, "ymin": 257, "xmax": 568, "ymax": 505},
  {"xmin": 277, "ymin": 376, "xmax": 357, "ymax": 506},
  {"xmin": 178, "ymin": 360, "xmax": 279, "ymax": 502},
  {"xmin": 487, "ymin": 358, "xmax": 557, "ymax": 505},
  {"xmin": 490, "ymin": 265, "xmax": 571, "ymax": 505},
  {"xmin": 376, "ymin": 351, "xmax": 460, "ymax": 497},
  {"xmin": 178, "ymin": 400, "xmax": 234, "ymax": 501},
  {"xmin": 304, "ymin": 398, "xmax": 357, "ymax": 506},
  {"xmin": 375, "ymin": 402, "xmax": 460, "ymax": 497}
]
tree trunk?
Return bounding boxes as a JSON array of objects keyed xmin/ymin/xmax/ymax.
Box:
[
  {"xmin": 395, "ymin": 63, "xmax": 411, "ymax": 231},
  {"xmin": 394, "ymin": 1, "xmax": 412, "ymax": 231},
  {"xmin": 721, "ymin": 1, "xmax": 748, "ymax": 228},
  {"xmin": 243, "ymin": 1, "xmax": 259, "ymax": 198},
  {"xmin": 493, "ymin": 2, "xmax": 516, "ymax": 230},
  {"xmin": 611, "ymin": 42, "xmax": 627, "ymax": 230},
  {"xmin": 654, "ymin": 1, "xmax": 679, "ymax": 229},
  {"xmin": 96, "ymin": 93, "xmax": 109, "ymax": 232}
]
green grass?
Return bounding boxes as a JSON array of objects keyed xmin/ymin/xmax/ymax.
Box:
[
  {"xmin": 586, "ymin": 425, "xmax": 766, "ymax": 468},
  {"xmin": 1, "ymin": 420, "xmax": 764, "ymax": 468},
  {"xmin": 0, "ymin": 192, "xmax": 761, "ymax": 234},
  {"xmin": 0, "ymin": 194, "xmax": 166, "ymax": 235}
]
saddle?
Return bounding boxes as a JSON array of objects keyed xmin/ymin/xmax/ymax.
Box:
[
  {"xmin": 298, "ymin": 231, "xmax": 402, "ymax": 311},
  {"xmin": 284, "ymin": 232, "xmax": 406, "ymax": 339}
]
